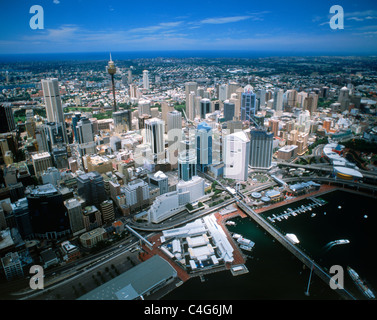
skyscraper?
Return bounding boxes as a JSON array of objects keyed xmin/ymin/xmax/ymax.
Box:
[
  {"xmin": 249, "ymin": 128, "xmax": 274, "ymax": 169},
  {"xmin": 41, "ymin": 78, "xmax": 68, "ymax": 143},
  {"xmin": 143, "ymin": 70, "xmax": 150, "ymax": 90},
  {"xmin": 223, "ymin": 100, "xmax": 235, "ymax": 121},
  {"xmin": 223, "ymin": 131, "xmax": 250, "ymax": 181},
  {"xmin": 76, "ymin": 117, "xmax": 95, "ymax": 156},
  {"xmin": 145, "ymin": 118, "xmax": 165, "ymax": 163},
  {"xmin": 200, "ymin": 98, "xmax": 211, "ymax": 119},
  {"xmin": 178, "ymin": 148, "xmax": 197, "ymax": 182},
  {"xmin": 273, "ymin": 89, "xmax": 284, "ymax": 114},
  {"xmin": 113, "ymin": 109, "xmax": 132, "ymax": 132},
  {"xmin": 240, "ymin": 85, "xmax": 256, "ymax": 122},
  {"xmin": 0, "ymin": 103, "xmax": 16, "ymax": 133},
  {"xmin": 27, "ymin": 183, "xmax": 70, "ymax": 239},
  {"xmin": 167, "ymin": 110, "xmax": 182, "ymax": 168},
  {"xmin": 196, "ymin": 122, "xmax": 212, "ymax": 172},
  {"xmin": 76, "ymin": 171, "xmax": 106, "ymax": 208},
  {"xmin": 185, "ymin": 81, "xmax": 198, "ymax": 121}
]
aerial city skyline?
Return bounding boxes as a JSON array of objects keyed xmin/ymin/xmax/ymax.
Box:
[{"xmin": 0, "ymin": 0, "xmax": 377, "ymax": 307}]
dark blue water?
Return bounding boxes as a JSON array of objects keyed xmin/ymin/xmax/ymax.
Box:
[
  {"xmin": 164, "ymin": 189, "xmax": 376, "ymax": 300},
  {"xmin": 0, "ymin": 50, "xmax": 372, "ymax": 63}
]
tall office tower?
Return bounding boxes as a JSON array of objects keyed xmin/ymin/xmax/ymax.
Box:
[
  {"xmin": 138, "ymin": 99, "xmax": 151, "ymax": 116},
  {"xmin": 178, "ymin": 148, "xmax": 197, "ymax": 182},
  {"xmin": 200, "ymin": 98, "xmax": 211, "ymax": 119},
  {"xmin": 304, "ymin": 92, "xmax": 318, "ymax": 114},
  {"xmin": 269, "ymin": 119, "xmax": 280, "ymax": 137},
  {"xmin": 148, "ymin": 171, "xmax": 169, "ymax": 195},
  {"xmin": 196, "ymin": 122, "xmax": 212, "ymax": 172},
  {"xmin": 143, "ymin": 70, "xmax": 150, "ymax": 90},
  {"xmin": 187, "ymin": 92, "xmax": 196, "ymax": 121},
  {"xmin": 11, "ymin": 198, "xmax": 33, "ymax": 240},
  {"xmin": 185, "ymin": 81, "xmax": 198, "ymax": 114},
  {"xmin": 0, "ymin": 103, "xmax": 16, "ymax": 133},
  {"xmin": 223, "ymin": 131, "xmax": 250, "ymax": 181},
  {"xmin": 72, "ymin": 112, "xmax": 81, "ymax": 141},
  {"xmin": 113, "ymin": 109, "xmax": 132, "ymax": 132},
  {"xmin": 223, "ymin": 100, "xmax": 235, "ymax": 121},
  {"xmin": 338, "ymin": 86, "xmax": 350, "ymax": 111},
  {"xmin": 145, "ymin": 118, "xmax": 165, "ymax": 164},
  {"xmin": 52, "ymin": 146, "xmax": 69, "ymax": 170},
  {"xmin": 218, "ymin": 84, "xmax": 228, "ymax": 101},
  {"xmin": 64, "ymin": 198, "xmax": 86, "ymax": 236},
  {"xmin": 41, "ymin": 78, "xmax": 65, "ymax": 124},
  {"xmin": 127, "ymin": 69, "xmax": 132, "ymax": 84},
  {"xmin": 286, "ymin": 89, "xmax": 298, "ymax": 111},
  {"xmin": 123, "ymin": 179, "xmax": 150, "ymax": 212},
  {"xmin": 257, "ymin": 88, "xmax": 266, "ymax": 110},
  {"xmin": 273, "ymin": 89, "xmax": 284, "ymax": 114},
  {"xmin": 228, "ymin": 82, "xmax": 240, "ymax": 99},
  {"xmin": 167, "ymin": 110, "xmax": 182, "ymax": 168},
  {"xmin": 32, "ymin": 152, "xmax": 53, "ymax": 176},
  {"xmin": 249, "ymin": 128, "xmax": 274, "ymax": 169},
  {"xmin": 76, "ymin": 117, "xmax": 95, "ymax": 156},
  {"xmin": 27, "ymin": 183, "xmax": 70, "ymax": 240},
  {"xmin": 321, "ymin": 86, "xmax": 329, "ymax": 98},
  {"xmin": 234, "ymin": 87, "xmax": 243, "ymax": 120},
  {"xmin": 106, "ymin": 54, "xmax": 117, "ymax": 112},
  {"xmin": 240, "ymin": 85, "xmax": 257, "ymax": 122},
  {"xmin": 297, "ymin": 91, "xmax": 308, "ymax": 108},
  {"xmin": 196, "ymin": 87, "xmax": 204, "ymax": 98},
  {"xmin": 76, "ymin": 171, "xmax": 106, "ymax": 208},
  {"xmin": 100, "ymin": 200, "xmax": 115, "ymax": 224},
  {"xmin": 161, "ymin": 101, "xmax": 174, "ymax": 133}
]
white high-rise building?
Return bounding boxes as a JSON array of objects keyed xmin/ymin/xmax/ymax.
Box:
[
  {"xmin": 223, "ymin": 131, "xmax": 250, "ymax": 181},
  {"xmin": 167, "ymin": 110, "xmax": 182, "ymax": 168},
  {"xmin": 273, "ymin": 89, "xmax": 284, "ymax": 114},
  {"xmin": 188, "ymin": 91, "xmax": 196, "ymax": 121},
  {"xmin": 219, "ymin": 84, "xmax": 228, "ymax": 101},
  {"xmin": 143, "ymin": 70, "xmax": 150, "ymax": 90},
  {"xmin": 145, "ymin": 118, "xmax": 165, "ymax": 163}
]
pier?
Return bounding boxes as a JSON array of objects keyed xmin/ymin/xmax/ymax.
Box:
[
  {"xmin": 236, "ymin": 200, "xmax": 356, "ymax": 300},
  {"xmin": 266, "ymin": 197, "xmax": 326, "ymax": 223}
]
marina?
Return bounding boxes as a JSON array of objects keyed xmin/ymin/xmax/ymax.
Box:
[{"xmin": 266, "ymin": 197, "xmax": 326, "ymax": 223}]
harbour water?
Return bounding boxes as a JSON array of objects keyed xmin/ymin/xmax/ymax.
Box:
[{"xmin": 164, "ymin": 189, "xmax": 376, "ymax": 300}]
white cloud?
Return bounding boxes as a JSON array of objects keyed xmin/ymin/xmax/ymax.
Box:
[
  {"xmin": 200, "ymin": 16, "xmax": 252, "ymax": 25},
  {"xmin": 53, "ymin": 0, "xmax": 60, "ymax": 4}
]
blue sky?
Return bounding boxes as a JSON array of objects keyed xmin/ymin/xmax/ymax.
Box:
[{"xmin": 1, "ymin": 0, "xmax": 377, "ymax": 54}]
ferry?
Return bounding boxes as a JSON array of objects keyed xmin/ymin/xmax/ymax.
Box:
[
  {"xmin": 347, "ymin": 267, "xmax": 376, "ymax": 299},
  {"xmin": 237, "ymin": 236, "xmax": 255, "ymax": 251}
]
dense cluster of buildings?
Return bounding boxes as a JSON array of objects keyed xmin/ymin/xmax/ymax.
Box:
[{"xmin": 0, "ymin": 55, "xmax": 376, "ymax": 282}]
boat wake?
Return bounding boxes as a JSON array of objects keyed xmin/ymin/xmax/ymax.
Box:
[{"xmin": 322, "ymin": 239, "xmax": 350, "ymax": 253}]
